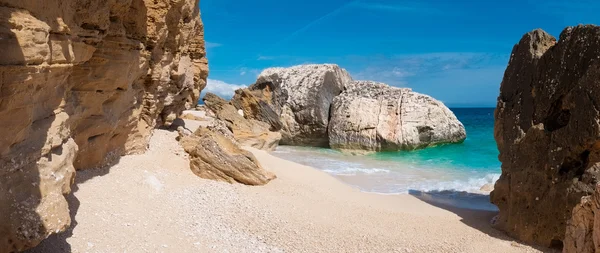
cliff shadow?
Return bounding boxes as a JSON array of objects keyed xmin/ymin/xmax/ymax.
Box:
[{"xmin": 408, "ymin": 189, "xmax": 557, "ymax": 252}]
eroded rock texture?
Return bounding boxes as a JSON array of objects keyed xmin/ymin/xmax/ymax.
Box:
[
  {"xmin": 256, "ymin": 64, "xmax": 352, "ymax": 147},
  {"xmin": 491, "ymin": 26, "xmax": 600, "ymax": 248},
  {"xmin": 204, "ymin": 93, "xmax": 281, "ymax": 151},
  {"xmin": 564, "ymin": 184, "xmax": 600, "ymax": 253},
  {"xmin": 0, "ymin": 0, "xmax": 207, "ymax": 251},
  {"xmin": 328, "ymin": 81, "xmax": 466, "ymax": 152},
  {"xmin": 181, "ymin": 127, "xmax": 276, "ymax": 185},
  {"xmin": 231, "ymin": 82, "xmax": 286, "ymax": 132}
]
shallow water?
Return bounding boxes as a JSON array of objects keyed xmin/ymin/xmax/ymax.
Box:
[{"xmin": 272, "ymin": 108, "xmax": 500, "ymax": 210}]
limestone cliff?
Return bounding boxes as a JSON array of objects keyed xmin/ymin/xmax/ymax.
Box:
[
  {"xmin": 0, "ymin": 0, "xmax": 208, "ymax": 251},
  {"xmin": 491, "ymin": 25, "xmax": 600, "ymax": 248}
]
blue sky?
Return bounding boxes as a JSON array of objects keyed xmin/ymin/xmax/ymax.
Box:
[{"xmin": 200, "ymin": 0, "xmax": 600, "ymax": 107}]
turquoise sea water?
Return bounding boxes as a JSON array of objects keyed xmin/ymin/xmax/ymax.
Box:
[{"xmin": 272, "ymin": 108, "xmax": 501, "ymax": 202}]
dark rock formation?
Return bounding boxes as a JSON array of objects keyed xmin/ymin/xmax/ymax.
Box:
[
  {"xmin": 491, "ymin": 25, "xmax": 600, "ymax": 248},
  {"xmin": 231, "ymin": 82, "xmax": 285, "ymax": 131},
  {"xmin": 203, "ymin": 93, "xmax": 281, "ymax": 151}
]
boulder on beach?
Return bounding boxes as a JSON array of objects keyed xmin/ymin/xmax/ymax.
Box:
[
  {"xmin": 181, "ymin": 127, "xmax": 276, "ymax": 185},
  {"xmin": 491, "ymin": 25, "xmax": 600, "ymax": 248},
  {"xmin": 328, "ymin": 81, "xmax": 466, "ymax": 152},
  {"xmin": 203, "ymin": 92, "xmax": 281, "ymax": 151},
  {"xmin": 256, "ymin": 64, "xmax": 353, "ymax": 146}
]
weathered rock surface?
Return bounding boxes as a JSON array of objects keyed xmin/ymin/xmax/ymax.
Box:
[
  {"xmin": 328, "ymin": 81, "xmax": 466, "ymax": 152},
  {"xmin": 181, "ymin": 127, "xmax": 276, "ymax": 185},
  {"xmin": 206, "ymin": 119, "xmax": 238, "ymax": 145},
  {"xmin": 564, "ymin": 184, "xmax": 600, "ymax": 253},
  {"xmin": 491, "ymin": 26, "xmax": 600, "ymax": 248},
  {"xmin": 246, "ymin": 80, "xmax": 289, "ymax": 115},
  {"xmin": 204, "ymin": 93, "xmax": 281, "ymax": 151},
  {"xmin": 231, "ymin": 82, "xmax": 285, "ymax": 131},
  {"xmin": 0, "ymin": 0, "xmax": 207, "ymax": 251},
  {"xmin": 256, "ymin": 64, "xmax": 352, "ymax": 146}
]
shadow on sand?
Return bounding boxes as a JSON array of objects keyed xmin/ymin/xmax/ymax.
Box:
[{"xmin": 409, "ymin": 189, "xmax": 558, "ymax": 253}]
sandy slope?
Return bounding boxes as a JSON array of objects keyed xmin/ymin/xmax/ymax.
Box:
[{"xmin": 29, "ymin": 119, "xmax": 549, "ymax": 253}]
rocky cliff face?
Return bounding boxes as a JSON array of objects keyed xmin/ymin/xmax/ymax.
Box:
[
  {"xmin": 0, "ymin": 0, "xmax": 208, "ymax": 251},
  {"xmin": 328, "ymin": 81, "xmax": 466, "ymax": 152},
  {"xmin": 256, "ymin": 64, "xmax": 352, "ymax": 147},
  {"xmin": 564, "ymin": 184, "xmax": 600, "ymax": 253},
  {"xmin": 491, "ymin": 25, "xmax": 600, "ymax": 248}
]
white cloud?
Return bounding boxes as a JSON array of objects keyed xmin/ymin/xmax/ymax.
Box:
[
  {"xmin": 202, "ymin": 79, "xmax": 246, "ymax": 99},
  {"xmin": 391, "ymin": 67, "xmax": 414, "ymax": 78},
  {"xmin": 354, "ymin": 2, "xmax": 419, "ymax": 12},
  {"xmin": 257, "ymin": 56, "xmax": 275, "ymax": 60},
  {"xmin": 205, "ymin": 42, "xmax": 222, "ymax": 49},
  {"xmin": 351, "ymin": 1, "xmax": 447, "ymax": 16},
  {"xmin": 345, "ymin": 52, "xmax": 508, "ymax": 106},
  {"xmin": 353, "ymin": 67, "xmax": 411, "ymax": 86},
  {"xmin": 350, "ymin": 52, "xmax": 507, "ymax": 87},
  {"xmin": 238, "ymin": 67, "xmax": 262, "ymax": 77}
]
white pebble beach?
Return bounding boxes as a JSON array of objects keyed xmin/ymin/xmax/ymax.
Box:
[{"xmin": 29, "ymin": 117, "xmax": 547, "ymax": 253}]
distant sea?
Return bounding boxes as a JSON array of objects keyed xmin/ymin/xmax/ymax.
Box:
[{"xmin": 272, "ymin": 108, "xmax": 500, "ymax": 210}]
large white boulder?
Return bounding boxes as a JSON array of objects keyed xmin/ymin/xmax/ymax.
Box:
[
  {"xmin": 328, "ymin": 81, "xmax": 466, "ymax": 151},
  {"xmin": 257, "ymin": 64, "xmax": 352, "ymax": 146}
]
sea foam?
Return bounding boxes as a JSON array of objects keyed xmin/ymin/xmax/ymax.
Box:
[
  {"xmin": 323, "ymin": 167, "xmax": 391, "ymax": 176},
  {"xmin": 410, "ymin": 173, "xmax": 500, "ymax": 193}
]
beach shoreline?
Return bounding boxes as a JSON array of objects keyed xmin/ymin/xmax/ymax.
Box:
[
  {"xmin": 28, "ymin": 117, "xmax": 547, "ymax": 253},
  {"xmin": 270, "ymin": 146, "xmax": 500, "ymax": 211},
  {"xmin": 270, "ymin": 144, "xmax": 499, "ymax": 198}
]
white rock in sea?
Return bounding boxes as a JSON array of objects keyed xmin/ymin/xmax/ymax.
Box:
[
  {"xmin": 479, "ymin": 183, "xmax": 494, "ymax": 192},
  {"xmin": 328, "ymin": 81, "xmax": 466, "ymax": 151},
  {"xmin": 256, "ymin": 64, "xmax": 352, "ymax": 146}
]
